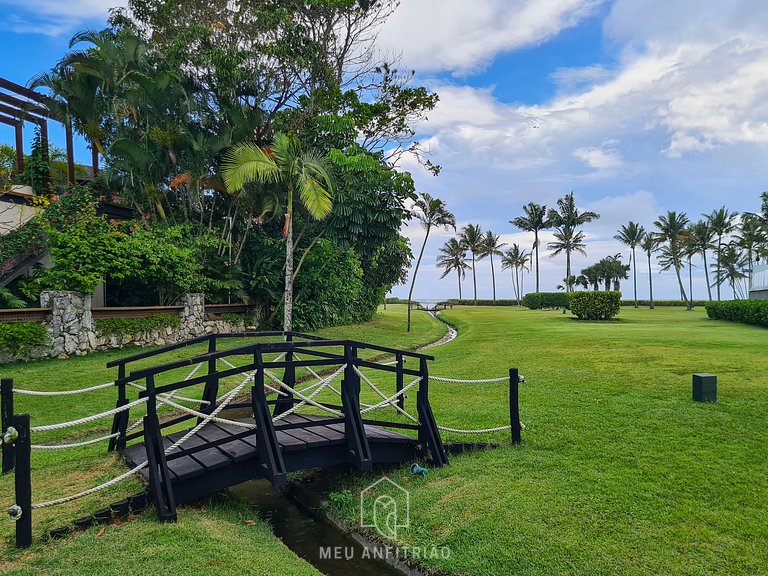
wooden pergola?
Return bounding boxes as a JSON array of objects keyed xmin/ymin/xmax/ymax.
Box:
[{"xmin": 0, "ymin": 76, "xmax": 98, "ymax": 185}]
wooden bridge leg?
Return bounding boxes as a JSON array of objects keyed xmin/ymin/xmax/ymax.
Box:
[
  {"xmin": 342, "ymin": 345, "xmax": 372, "ymax": 472},
  {"xmin": 13, "ymin": 414, "xmax": 31, "ymax": 548},
  {"xmin": 416, "ymin": 359, "xmax": 448, "ymax": 467},
  {"xmin": 396, "ymin": 354, "xmax": 405, "ymax": 410},
  {"xmin": 273, "ymin": 334, "xmax": 294, "ymax": 416},
  {"xmin": 252, "ymin": 353, "xmax": 286, "ymax": 486},
  {"xmin": 2, "ymin": 379, "xmax": 15, "ymax": 473},
  {"xmin": 143, "ymin": 375, "xmax": 176, "ymax": 522},
  {"xmin": 199, "ymin": 335, "xmax": 219, "ymax": 419}
]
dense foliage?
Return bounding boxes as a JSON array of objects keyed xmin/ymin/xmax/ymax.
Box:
[
  {"xmin": 705, "ymin": 300, "xmax": 768, "ymax": 328},
  {"xmin": 522, "ymin": 292, "xmax": 569, "ymax": 310},
  {"xmin": 94, "ymin": 314, "xmax": 181, "ymax": 337},
  {"xmin": 0, "ymin": 322, "xmax": 49, "ymax": 355},
  {"xmin": 621, "ymin": 300, "xmax": 707, "ymax": 307},
  {"xmin": 568, "ymin": 291, "xmax": 622, "ymax": 320}
]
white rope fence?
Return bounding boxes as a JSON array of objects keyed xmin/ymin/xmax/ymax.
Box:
[
  {"xmin": 31, "ymin": 432, "xmax": 120, "ymax": 451},
  {"xmin": 29, "ymin": 398, "xmax": 149, "ymax": 433},
  {"xmin": 270, "ymin": 366, "xmax": 346, "ymax": 420},
  {"xmin": 13, "ymin": 381, "xmax": 117, "ymax": 396}
]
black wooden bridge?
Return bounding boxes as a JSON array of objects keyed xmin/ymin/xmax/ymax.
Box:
[{"xmin": 2, "ymin": 331, "xmax": 521, "ymax": 546}]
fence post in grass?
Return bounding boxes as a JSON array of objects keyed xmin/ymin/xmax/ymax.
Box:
[
  {"xmin": 109, "ymin": 364, "xmax": 129, "ymax": 452},
  {"xmin": 1, "ymin": 379, "xmax": 15, "ymax": 473},
  {"xmin": 509, "ymin": 368, "xmax": 521, "ymax": 445},
  {"xmin": 13, "ymin": 413, "xmax": 32, "ymax": 548},
  {"xmin": 396, "ymin": 353, "xmax": 405, "ymax": 410}
]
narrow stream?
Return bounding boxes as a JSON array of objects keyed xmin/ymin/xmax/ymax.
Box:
[{"xmin": 231, "ymin": 480, "xmax": 405, "ymax": 576}]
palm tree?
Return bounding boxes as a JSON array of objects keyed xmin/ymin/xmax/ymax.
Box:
[
  {"xmin": 683, "ymin": 232, "xmax": 697, "ymax": 304},
  {"xmin": 640, "ymin": 232, "xmax": 659, "ymax": 308},
  {"xmin": 547, "ymin": 192, "xmax": 600, "ymax": 290},
  {"xmin": 223, "ymin": 133, "xmax": 334, "ymax": 331},
  {"xmin": 478, "ymin": 230, "xmax": 506, "ymax": 304},
  {"xmin": 734, "ymin": 214, "xmax": 766, "ymax": 289},
  {"xmin": 501, "ymin": 244, "xmax": 529, "ymax": 304},
  {"xmin": 705, "ymin": 207, "xmax": 738, "ymax": 300},
  {"xmin": 614, "ymin": 221, "xmax": 645, "ymax": 307},
  {"xmin": 405, "ymin": 193, "xmax": 456, "ymax": 331},
  {"xmin": 510, "ymin": 203, "xmax": 550, "ymax": 292},
  {"xmin": 654, "ymin": 211, "xmax": 692, "ymax": 310},
  {"xmin": 436, "ymin": 238, "xmax": 470, "ymax": 300},
  {"xmin": 459, "ymin": 224, "xmax": 484, "ymax": 305},
  {"xmin": 688, "ymin": 220, "xmax": 715, "ymax": 301},
  {"xmin": 712, "ymin": 243, "xmax": 748, "ymax": 299},
  {"xmin": 547, "ymin": 226, "xmax": 587, "ymax": 289}
]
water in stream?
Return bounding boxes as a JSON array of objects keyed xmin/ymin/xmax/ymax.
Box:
[{"xmin": 231, "ymin": 480, "xmax": 405, "ymax": 576}]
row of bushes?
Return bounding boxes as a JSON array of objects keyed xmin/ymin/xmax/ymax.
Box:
[
  {"xmin": 705, "ymin": 300, "xmax": 768, "ymax": 328},
  {"xmin": 94, "ymin": 314, "xmax": 181, "ymax": 337},
  {"xmin": 621, "ymin": 300, "xmax": 708, "ymax": 307},
  {"xmin": 569, "ymin": 291, "xmax": 622, "ymax": 320},
  {"xmin": 522, "ymin": 292, "xmax": 569, "ymax": 310},
  {"xmin": 0, "ymin": 322, "xmax": 49, "ymax": 355},
  {"xmin": 447, "ymin": 299, "xmax": 521, "ymax": 306}
]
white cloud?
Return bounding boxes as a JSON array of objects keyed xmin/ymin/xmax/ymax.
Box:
[
  {"xmin": 574, "ymin": 144, "xmax": 622, "ymax": 169},
  {"xmin": 0, "ymin": 0, "xmax": 124, "ymax": 35}
]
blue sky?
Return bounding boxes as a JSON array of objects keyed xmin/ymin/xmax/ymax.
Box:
[{"xmin": 2, "ymin": 0, "xmax": 767, "ymax": 300}]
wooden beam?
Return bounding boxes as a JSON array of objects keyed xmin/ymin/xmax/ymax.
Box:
[
  {"xmin": 0, "ymin": 103, "xmax": 44, "ymax": 126},
  {"xmin": 0, "ymin": 115, "xmax": 23, "ymax": 172},
  {"xmin": 0, "ymin": 93, "xmax": 50, "ymax": 119},
  {"xmin": 0, "ymin": 77, "xmax": 46, "ymax": 103}
]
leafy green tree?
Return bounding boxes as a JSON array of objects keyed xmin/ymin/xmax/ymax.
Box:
[
  {"xmin": 510, "ymin": 202, "xmax": 550, "ymax": 292},
  {"xmin": 655, "ymin": 211, "xmax": 692, "ymax": 310},
  {"xmin": 223, "ymin": 133, "xmax": 334, "ymax": 331},
  {"xmin": 705, "ymin": 206, "xmax": 738, "ymax": 300},
  {"xmin": 478, "ymin": 230, "xmax": 506, "ymax": 304},
  {"xmin": 436, "ymin": 238, "xmax": 469, "ymax": 300},
  {"xmin": 459, "ymin": 224, "xmax": 484, "ymax": 305},
  {"xmin": 547, "ymin": 192, "xmax": 599, "ymax": 290},
  {"xmin": 406, "ymin": 192, "xmax": 455, "ymax": 331},
  {"xmin": 614, "ymin": 221, "xmax": 645, "ymax": 307}
]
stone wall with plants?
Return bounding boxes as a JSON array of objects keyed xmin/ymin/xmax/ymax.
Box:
[{"xmin": 0, "ymin": 292, "xmax": 252, "ymax": 363}]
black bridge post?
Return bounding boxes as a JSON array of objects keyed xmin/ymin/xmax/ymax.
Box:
[
  {"xmin": 108, "ymin": 364, "xmax": 129, "ymax": 452},
  {"xmin": 509, "ymin": 368, "xmax": 521, "ymax": 445},
  {"xmin": 200, "ymin": 335, "xmax": 219, "ymax": 418},
  {"xmin": 252, "ymin": 351, "xmax": 287, "ymax": 486},
  {"xmin": 13, "ymin": 413, "xmax": 32, "ymax": 548},
  {"xmin": 273, "ymin": 333, "xmax": 294, "ymax": 416},
  {"xmin": 341, "ymin": 344, "xmax": 372, "ymax": 472},
  {"xmin": 396, "ymin": 354, "xmax": 405, "ymax": 410},
  {"xmin": 143, "ymin": 375, "xmax": 177, "ymax": 522},
  {"xmin": 2, "ymin": 379, "xmax": 15, "ymax": 473},
  {"xmin": 416, "ymin": 358, "xmax": 448, "ymax": 467}
]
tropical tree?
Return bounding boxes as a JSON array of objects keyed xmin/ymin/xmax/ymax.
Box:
[
  {"xmin": 614, "ymin": 221, "xmax": 645, "ymax": 307},
  {"xmin": 580, "ymin": 264, "xmax": 602, "ymax": 290},
  {"xmin": 602, "ymin": 254, "xmax": 630, "ymax": 291},
  {"xmin": 712, "ymin": 243, "xmax": 748, "ymax": 299},
  {"xmin": 510, "ymin": 202, "xmax": 550, "ymax": 292},
  {"xmin": 640, "ymin": 232, "xmax": 659, "ymax": 308},
  {"xmin": 405, "ymin": 193, "xmax": 455, "ymax": 331},
  {"xmin": 436, "ymin": 237, "xmax": 470, "ymax": 300},
  {"xmin": 478, "ymin": 230, "xmax": 506, "ymax": 304},
  {"xmin": 547, "ymin": 192, "xmax": 600, "ymax": 290},
  {"xmin": 655, "ymin": 211, "xmax": 692, "ymax": 310},
  {"xmin": 688, "ymin": 220, "xmax": 715, "ymax": 301},
  {"xmin": 223, "ymin": 133, "xmax": 334, "ymax": 331},
  {"xmin": 734, "ymin": 213, "xmax": 766, "ymax": 288},
  {"xmin": 459, "ymin": 224, "xmax": 484, "ymax": 305},
  {"xmin": 705, "ymin": 207, "xmax": 738, "ymax": 300},
  {"xmin": 501, "ymin": 244, "xmax": 530, "ymax": 305}
]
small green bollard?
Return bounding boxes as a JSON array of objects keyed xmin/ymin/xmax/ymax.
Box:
[{"xmin": 692, "ymin": 373, "xmax": 717, "ymax": 402}]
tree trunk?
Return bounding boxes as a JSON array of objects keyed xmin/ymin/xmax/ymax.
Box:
[
  {"xmin": 457, "ymin": 269, "xmax": 462, "ymax": 300},
  {"xmin": 566, "ymin": 250, "xmax": 571, "ymax": 293},
  {"xmin": 534, "ymin": 230, "xmax": 540, "ymax": 292},
  {"xmin": 632, "ymin": 247, "xmax": 638, "ymax": 307},
  {"xmin": 703, "ymin": 250, "xmax": 712, "ymax": 300},
  {"xmin": 647, "ymin": 251, "xmax": 654, "ymax": 309},
  {"xmin": 407, "ymin": 227, "xmax": 430, "ymax": 332},
  {"xmin": 716, "ymin": 235, "xmax": 722, "ymax": 300},
  {"xmin": 688, "ymin": 255, "xmax": 693, "ymax": 305},
  {"xmin": 674, "ymin": 255, "xmax": 691, "ymax": 310},
  {"xmin": 283, "ymin": 213, "xmax": 294, "ymax": 331},
  {"xmin": 472, "ymin": 253, "xmax": 477, "ymax": 305},
  {"xmin": 490, "ymin": 253, "xmax": 496, "ymax": 303}
]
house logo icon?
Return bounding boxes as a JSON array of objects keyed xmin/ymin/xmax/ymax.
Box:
[{"xmin": 360, "ymin": 476, "xmax": 410, "ymax": 539}]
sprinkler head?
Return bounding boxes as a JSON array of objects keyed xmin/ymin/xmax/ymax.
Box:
[
  {"xmin": 3, "ymin": 427, "xmax": 18, "ymax": 445},
  {"xmin": 8, "ymin": 505, "xmax": 22, "ymax": 521}
]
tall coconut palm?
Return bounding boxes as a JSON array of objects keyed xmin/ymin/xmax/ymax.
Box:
[
  {"xmin": 705, "ymin": 207, "xmax": 738, "ymax": 300},
  {"xmin": 405, "ymin": 193, "xmax": 456, "ymax": 331},
  {"xmin": 223, "ymin": 133, "xmax": 334, "ymax": 331},
  {"xmin": 459, "ymin": 224, "xmax": 484, "ymax": 305},
  {"xmin": 501, "ymin": 244, "xmax": 529, "ymax": 305},
  {"xmin": 640, "ymin": 232, "xmax": 659, "ymax": 308},
  {"xmin": 734, "ymin": 214, "xmax": 766, "ymax": 288},
  {"xmin": 547, "ymin": 192, "xmax": 600, "ymax": 290},
  {"xmin": 547, "ymin": 226, "xmax": 587, "ymax": 289},
  {"xmin": 655, "ymin": 211, "xmax": 692, "ymax": 310},
  {"xmin": 683, "ymin": 231, "xmax": 698, "ymax": 304},
  {"xmin": 436, "ymin": 238, "xmax": 470, "ymax": 300},
  {"xmin": 712, "ymin": 243, "xmax": 749, "ymax": 299},
  {"xmin": 478, "ymin": 230, "xmax": 506, "ymax": 304},
  {"xmin": 688, "ymin": 220, "xmax": 715, "ymax": 301},
  {"xmin": 510, "ymin": 203, "xmax": 550, "ymax": 292},
  {"xmin": 614, "ymin": 221, "xmax": 645, "ymax": 307}
]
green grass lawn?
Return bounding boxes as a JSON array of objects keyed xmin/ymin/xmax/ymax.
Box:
[{"xmin": 332, "ymin": 305, "xmax": 768, "ymax": 576}]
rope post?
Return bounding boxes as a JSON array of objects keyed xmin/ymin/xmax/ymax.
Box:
[
  {"xmin": 509, "ymin": 368, "xmax": 521, "ymax": 445},
  {"xmin": 143, "ymin": 375, "xmax": 176, "ymax": 522},
  {"xmin": 274, "ymin": 334, "xmax": 294, "ymax": 416},
  {"xmin": 396, "ymin": 354, "xmax": 405, "ymax": 410},
  {"xmin": 109, "ymin": 364, "xmax": 129, "ymax": 452},
  {"xmin": 200, "ymin": 335, "xmax": 219, "ymax": 418},
  {"xmin": 2, "ymin": 379, "xmax": 15, "ymax": 473},
  {"xmin": 342, "ymin": 344, "xmax": 372, "ymax": 472},
  {"xmin": 13, "ymin": 413, "xmax": 32, "ymax": 549}
]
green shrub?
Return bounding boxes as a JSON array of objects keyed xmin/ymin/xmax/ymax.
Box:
[
  {"xmin": 220, "ymin": 313, "xmax": 245, "ymax": 325},
  {"xmin": 95, "ymin": 314, "xmax": 181, "ymax": 337},
  {"xmin": 569, "ymin": 291, "xmax": 622, "ymax": 320},
  {"xmin": 522, "ymin": 292, "xmax": 569, "ymax": 310},
  {"xmin": 705, "ymin": 300, "xmax": 768, "ymax": 328},
  {"xmin": 621, "ymin": 299, "xmax": 707, "ymax": 307},
  {"xmin": 447, "ymin": 299, "xmax": 521, "ymax": 306},
  {"xmin": 0, "ymin": 322, "xmax": 50, "ymax": 355}
]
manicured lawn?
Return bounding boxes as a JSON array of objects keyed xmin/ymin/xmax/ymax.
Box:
[
  {"xmin": 332, "ymin": 305, "xmax": 768, "ymax": 576},
  {"xmin": 0, "ymin": 305, "xmax": 445, "ymax": 574}
]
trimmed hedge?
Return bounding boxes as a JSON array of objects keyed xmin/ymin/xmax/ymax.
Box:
[
  {"xmin": 569, "ymin": 291, "xmax": 622, "ymax": 320},
  {"xmin": 705, "ymin": 300, "xmax": 768, "ymax": 328},
  {"xmin": 0, "ymin": 322, "xmax": 50, "ymax": 355},
  {"xmin": 95, "ymin": 314, "xmax": 181, "ymax": 337},
  {"xmin": 522, "ymin": 292, "xmax": 569, "ymax": 310},
  {"xmin": 448, "ymin": 299, "xmax": 520, "ymax": 306},
  {"xmin": 621, "ymin": 300, "xmax": 707, "ymax": 307}
]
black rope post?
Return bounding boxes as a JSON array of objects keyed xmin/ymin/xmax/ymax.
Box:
[
  {"xmin": 1, "ymin": 379, "xmax": 15, "ymax": 473},
  {"xmin": 274, "ymin": 334, "xmax": 294, "ymax": 416},
  {"xmin": 109, "ymin": 364, "xmax": 128, "ymax": 452},
  {"xmin": 509, "ymin": 368, "xmax": 521, "ymax": 445},
  {"xmin": 396, "ymin": 354, "xmax": 405, "ymax": 410},
  {"xmin": 13, "ymin": 413, "xmax": 32, "ymax": 548}
]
